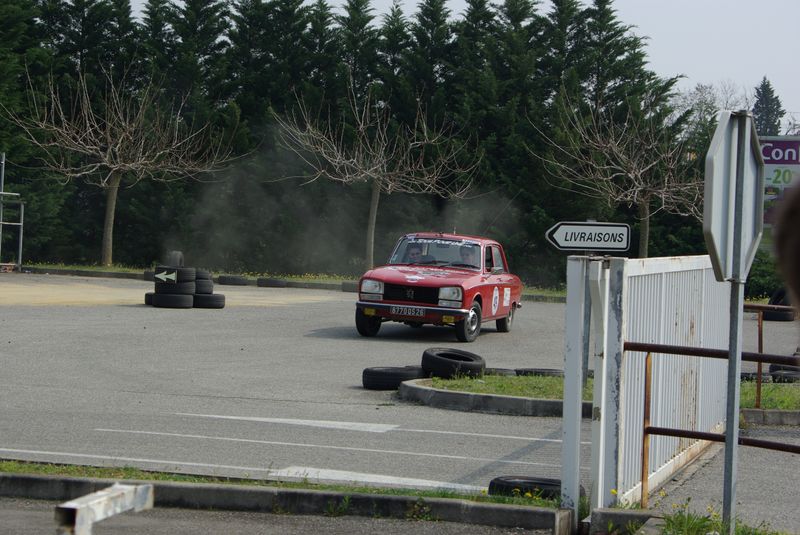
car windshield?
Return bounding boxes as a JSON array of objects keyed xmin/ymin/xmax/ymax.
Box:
[{"xmin": 388, "ymin": 237, "xmax": 481, "ymax": 269}]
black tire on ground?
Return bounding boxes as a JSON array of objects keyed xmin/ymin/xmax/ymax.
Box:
[
  {"xmin": 764, "ymin": 288, "xmax": 795, "ymax": 321},
  {"xmin": 421, "ymin": 347, "xmax": 485, "ymax": 379},
  {"xmin": 144, "ymin": 292, "xmax": 154, "ymax": 306},
  {"xmin": 496, "ymin": 304, "xmax": 515, "ymax": 332},
  {"xmin": 154, "ymin": 266, "xmax": 196, "ymax": 282},
  {"xmin": 257, "ymin": 277, "xmax": 287, "ymax": 288},
  {"xmin": 769, "ymin": 362, "xmax": 800, "ymax": 383},
  {"xmin": 163, "ymin": 250, "xmax": 184, "ymax": 267},
  {"xmin": 488, "ymin": 476, "xmax": 584, "ymax": 500},
  {"xmin": 195, "ymin": 279, "xmax": 214, "ymax": 294},
  {"xmin": 355, "ymin": 308, "xmax": 382, "ymax": 337},
  {"xmin": 484, "ymin": 368, "xmax": 517, "ymax": 377},
  {"xmin": 193, "ymin": 293, "xmax": 226, "ymax": 309},
  {"xmin": 515, "ymin": 368, "xmax": 564, "ymax": 378},
  {"xmin": 218, "ymin": 275, "xmax": 249, "ymax": 286},
  {"xmin": 196, "ymin": 269, "xmax": 212, "ymax": 280},
  {"xmin": 143, "ymin": 270, "xmax": 154, "ymax": 282},
  {"xmin": 362, "ymin": 366, "xmax": 426, "ymax": 390},
  {"xmin": 155, "ymin": 281, "xmax": 196, "ymax": 295},
  {"xmin": 151, "ymin": 293, "xmax": 194, "ymax": 309},
  {"xmin": 455, "ymin": 300, "xmax": 482, "ymax": 342}
]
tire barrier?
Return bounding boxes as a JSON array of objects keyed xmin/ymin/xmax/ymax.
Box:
[
  {"xmin": 145, "ymin": 264, "xmax": 224, "ymax": 309},
  {"xmin": 487, "ymin": 476, "xmax": 585, "ymax": 500},
  {"xmin": 764, "ymin": 288, "xmax": 795, "ymax": 322},
  {"xmin": 421, "ymin": 348, "xmax": 485, "ymax": 379}
]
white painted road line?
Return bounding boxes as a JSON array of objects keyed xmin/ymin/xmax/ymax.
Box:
[
  {"xmin": 175, "ymin": 413, "xmax": 399, "ymax": 433},
  {"xmin": 174, "ymin": 412, "xmax": 591, "ymax": 444},
  {"xmin": 0, "ymin": 448, "xmax": 483, "ymax": 491},
  {"xmin": 95, "ymin": 428, "xmax": 577, "ymax": 470}
]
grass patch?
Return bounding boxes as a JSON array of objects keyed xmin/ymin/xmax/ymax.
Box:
[
  {"xmin": 24, "ymin": 262, "xmax": 144, "ymax": 273},
  {"xmin": 430, "ymin": 375, "xmax": 593, "ymax": 401},
  {"xmin": 740, "ymin": 382, "xmax": 800, "ymax": 410},
  {"xmin": 0, "ymin": 460, "xmax": 558, "ymax": 509},
  {"xmin": 662, "ymin": 500, "xmax": 785, "ymax": 534},
  {"xmin": 522, "ymin": 286, "xmax": 565, "ymax": 298}
]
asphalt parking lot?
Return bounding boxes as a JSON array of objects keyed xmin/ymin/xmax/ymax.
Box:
[{"xmin": 1, "ymin": 273, "xmax": 799, "ymax": 532}]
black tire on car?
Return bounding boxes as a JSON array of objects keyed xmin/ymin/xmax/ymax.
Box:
[
  {"xmin": 487, "ymin": 476, "xmax": 583, "ymax": 500},
  {"xmin": 155, "ymin": 281, "xmax": 196, "ymax": 295},
  {"xmin": 496, "ymin": 304, "xmax": 515, "ymax": 332},
  {"xmin": 455, "ymin": 300, "xmax": 482, "ymax": 342},
  {"xmin": 144, "ymin": 292, "xmax": 154, "ymax": 306},
  {"xmin": 154, "ymin": 266, "xmax": 196, "ymax": 282},
  {"xmin": 763, "ymin": 288, "xmax": 795, "ymax": 322},
  {"xmin": 421, "ymin": 347, "xmax": 485, "ymax": 379},
  {"xmin": 362, "ymin": 366, "xmax": 426, "ymax": 390},
  {"xmin": 193, "ymin": 293, "xmax": 226, "ymax": 309},
  {"xmin": 355, "ymin": 308, "xmax": 382, "ymax": 337},
  {"xmin": 218, "ymin": 275, "xmax": 249, "ymax": 286},
  {"xmin": 515, "ymin": 368, "xmax": 564, "ymax": 378},
  {"xmin": 257, "ymin": 277, "xmax": 287, "ymax": 288},
  {"xmin": 195, "ymin": 279, "xmax": 214, "ymax": 294},
  {"xmin": 151, "ymin": 293, "xmax": 194, "ymax": 309}
]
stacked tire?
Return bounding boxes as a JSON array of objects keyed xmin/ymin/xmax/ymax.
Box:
[
  {"xmin": 144, "ymin": 266, "xmax": 225, "ymax": 309},
  {"xmin": 361, "ymin": 347, "xmax": 486, "ymax": 390}
]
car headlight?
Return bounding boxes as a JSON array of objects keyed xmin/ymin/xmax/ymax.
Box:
[
  {"xmin": 360, "ymin": 279, "xmax": 384, "ymax": 294},
  {"xmin": 438, "ymin": 287, "xmax": 462, "ymax": 301}
]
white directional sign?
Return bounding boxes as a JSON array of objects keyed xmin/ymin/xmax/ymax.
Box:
[
  {"xmin": 703, "ymin": 111, "xmax": 764, "ymax": 282},
  {"xmin": 546, "ymin": 221, "xmax": 630, "ymax": 252},
  {"xmin": 154, "ymin": 269, "xmax": 177, "ymax": 283}
]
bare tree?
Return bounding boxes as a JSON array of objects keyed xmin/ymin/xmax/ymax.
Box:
[
  {"xmin": 274, "ymin": 82, "xmax": 478, "ymax": 269},
  {"xmin": 536, "ymin": 94, "xmax": 702, "ymax": 257},
  {"xmin": 5, "ymin": 69, "xmax": 232, "ymax": 265}
]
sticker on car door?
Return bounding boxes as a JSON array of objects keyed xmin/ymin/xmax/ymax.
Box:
[{"xmin": 492, "ymin": 287, "xmax": 499, "ymax": 315}]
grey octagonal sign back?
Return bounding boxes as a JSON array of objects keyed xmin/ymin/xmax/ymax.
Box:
[{"xmin": 703, "ymin": 111, "xmax": 764, "ymax": 282}]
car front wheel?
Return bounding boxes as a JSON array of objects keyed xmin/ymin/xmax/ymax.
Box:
[
  {"xmin": 455, "ymin": 301, "xmax": 482, "ymax": 342},
  {"xmin": 355, "ymin": 308, "xmax": 382, "ymax": 337}
]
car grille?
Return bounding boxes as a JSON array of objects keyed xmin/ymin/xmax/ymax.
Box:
[{"xmin": 384, "ymin": 284, "xmax": 439, "ymax": 305}]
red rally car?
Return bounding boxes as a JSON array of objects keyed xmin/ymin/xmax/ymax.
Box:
[{"xmin": 355, "ymin": 233, "xmax": 523, "ymax": 342}]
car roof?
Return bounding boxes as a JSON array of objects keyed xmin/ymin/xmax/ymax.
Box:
[{"xmin": 402, "ymin": 232, "xmax": 499, "ymax": 246}]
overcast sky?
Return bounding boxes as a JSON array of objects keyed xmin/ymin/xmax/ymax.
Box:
[{"xmin": 130, "ymin": 0, "xmax": 800, "ymax": 129}]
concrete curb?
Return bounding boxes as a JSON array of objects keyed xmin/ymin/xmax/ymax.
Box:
[
  {"xmin": 740, "ymin": 408, "xmax": 800, "ymax": 425},
  {"xmin": 398, "ymin": 379, "xmax": 593, "ymax": 418},
  {"xmin": 0, "ymin": 473, "xmax": 571, "ymax": 533},
  {"xmin": 23, "ymin": 266, "xmax": 144, "ymax": 281},
  {"xmin": 589, "ymin": 508, "xmax": 661, "ymax": 534}
]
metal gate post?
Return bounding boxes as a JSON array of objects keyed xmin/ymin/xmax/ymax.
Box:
[
  {"xmin": 588, "ymin": 258, "xmax": 607, "ymax": 509},
  {"xmin": 561, "ymin": 256, "xmax": 590, "ymax": 529}
]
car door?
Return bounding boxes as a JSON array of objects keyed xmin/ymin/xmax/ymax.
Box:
[{"xmin": 485, "ymin": 245, "xmax": 515, "ymax": 319}]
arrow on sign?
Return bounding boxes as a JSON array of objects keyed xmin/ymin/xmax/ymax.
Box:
[
  {"xmin": 546, "ymin": 221, "xmax": 630, "ymax": 252},
  {"xmin": 155, "ymin": 270, "xmax": 177, "ymax": 283}
]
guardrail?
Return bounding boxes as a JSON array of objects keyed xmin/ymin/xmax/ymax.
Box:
[{"xmin": 630, "ymin": 339, "xmax": 800, "ymax": 508}]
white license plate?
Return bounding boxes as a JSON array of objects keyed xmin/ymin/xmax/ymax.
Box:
[{"xmin": 390, "ymin": 305, "xmax": 425, "ymax": 317}]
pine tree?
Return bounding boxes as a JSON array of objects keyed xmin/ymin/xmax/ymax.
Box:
[
  {"xmin": 140, "ymin": 0, "xmax": 175, "ymax": 81},
  {"xmin": 107, "ymin": 0, "xmax": 140, "ymax": 83},
  {"xmin": 407, "ymin": 0, "xmax": 452, "ymax": 121},
  {"xmin": 337, "ymin": 0, "xmax": 378, "ymax": 99},
  {"xmin": 59, "ymin": 0, "xmax": 115, "ymax": 79},
  {"xmin": 227, "ymin": 0, "xmax": 270, "ymax": 124},
  {"xmin": 262, "ymin": 0, "xmax": 308, "ymax": 113},
  {"xmin": 169, "ymin": 0, "xmax": 230, "ymax": 122},
  {"xmin": 376, "ymin": 0, "xmax": 411, "ymax": 117},
  {"xmin": 753, "ymin": 76, "xmax": 785, "ymax": 136}
]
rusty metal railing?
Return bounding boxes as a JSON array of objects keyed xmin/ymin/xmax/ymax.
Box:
[
  {"xmin": 743, "ymin": 303, "xmax": 796, "ymax": 407},
  {"xmin": 628, "ymin": 323, "xmax": 800, "ymax": 508}
]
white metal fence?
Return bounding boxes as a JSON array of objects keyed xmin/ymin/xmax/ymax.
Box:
[
  {"xmin": 613, "ymin": 255, "xmax": 729, "ymax": 502},
  {"xmin": 561, "ymin": 254, "xmax": 731, "ymax": 518}
]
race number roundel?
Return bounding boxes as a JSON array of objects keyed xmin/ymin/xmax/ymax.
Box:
[{"xmin": 492, "ymin": 287, "xmax": 499, "ymax": 315}]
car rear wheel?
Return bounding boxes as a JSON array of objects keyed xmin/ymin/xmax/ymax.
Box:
[
  {"xmin": 496, "ymin": 304, "xmax": 515, "ymax": 332},
  {"xmin": 355, "ymin": 308, "xmax": 382, "ymax": 337},
  {"xmin": 455, "ymin": 301, "xmax": 482, "ymax": 342}
]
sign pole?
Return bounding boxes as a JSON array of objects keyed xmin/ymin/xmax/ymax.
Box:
[{"xmin": 722, "ymin": 112, "xmax": 748, "ymax": 532}]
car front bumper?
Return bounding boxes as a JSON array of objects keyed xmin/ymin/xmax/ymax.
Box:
[{"xmin": 356, "ymin": 301, "xmax": 470, "ymax": 324}]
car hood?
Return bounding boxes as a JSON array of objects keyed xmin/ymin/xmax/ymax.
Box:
[{"xmin": 362, "ymin": 265, "xmax": 481, "ymax": 286}]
